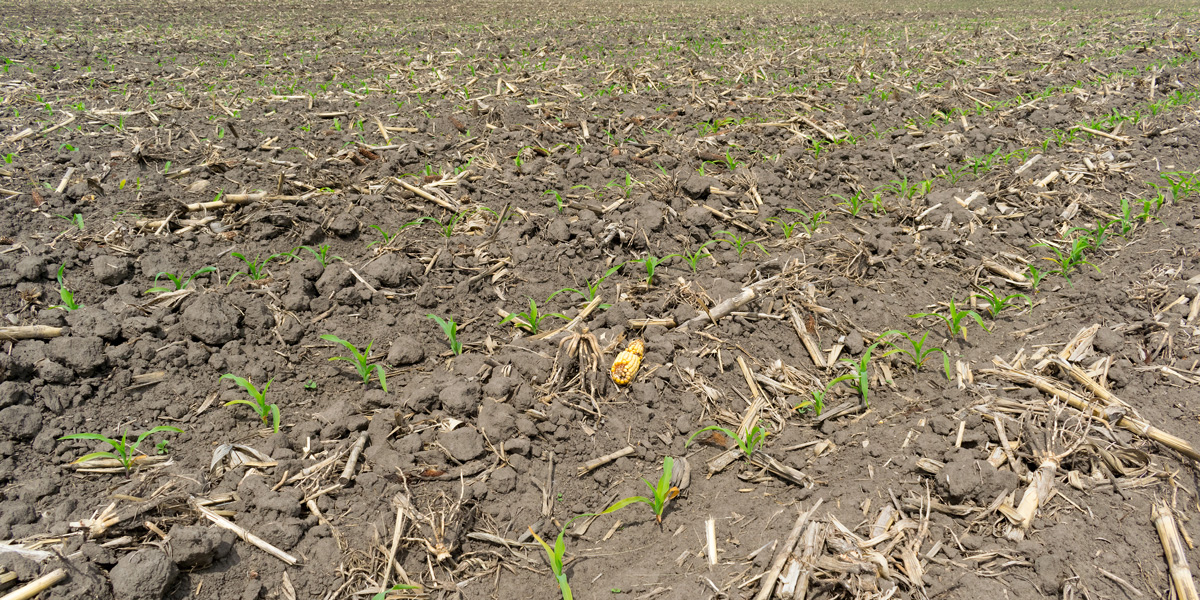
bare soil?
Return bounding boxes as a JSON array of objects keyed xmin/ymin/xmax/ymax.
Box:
[{"xmin": 2, "ymin": 2, "xmax": 1200, "ymax": 599}]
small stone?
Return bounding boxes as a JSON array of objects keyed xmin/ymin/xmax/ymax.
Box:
[
  {"xmin": 167, "ymin": 525, "xmax": 230, "ymax": 569},
  {"xmin": 181, "ymin": 294, "xmax": 240, "ymax": 345},
  {"xmin": 15, "ymin": 256, "xmax": 46, "ymax": 281},
  {"xmin": 387, "ymin": 335, "xmax": 424, "ymax": 366},
  {"xmin": 438, "ymin": 427, "xmax": 484, "ymax": 462},
  {"xmin": 327, "ymin": 213, "xmax": 360, "ymax": 237},
  {"xmin": 111, "ymin": 548, "xmax": 178, "ymax": 600},
  {"xmin": 681, "ymin": 173, "xmax": 718, "ymax": 198},
  {"xmin": 478, "ymin": 399, "xmax": 517, "ymax": 440},
  {"xmin": 0, "ymin": 405, "xmax": 42, "ymax": 441},
  {"xmin": 438, "ymin": 381, "xmax": 481, "ymax": 417},
  {"xmin": 92, "ymin": 255, "xmax": 133, "ymax": 285},
  {"xmin": 844, "ymin": 330, "xmax": 865, "ymax": 355}
]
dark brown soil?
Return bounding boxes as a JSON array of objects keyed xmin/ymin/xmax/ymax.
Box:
[{"xmin": 2, "ymin": 2, "xmax": 1200, "ymax": 599}]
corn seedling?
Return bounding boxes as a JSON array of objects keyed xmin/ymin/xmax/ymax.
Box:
[
  {"xmin": 221, "ymin": 374, "xmax": 280, "ymax": 432},
  {"xmin": 426, "ymin": 211, "xmax": 468, "ymax": 238},
  {"xmin": 528, "ymin": 514, "xmax": 592, "ymax": 600},
  {"xmin": 713, "ymin": 230, "xmax": 768, "ymax": 257},
  {"xmin": 545, "ymin": 190, "xmax": 566, "ymax": 213},
  {"xmin": 794, "ymin": 385, "xmax": 829, "ymax": 415},
  {"xmin": 499, "ymin": 297, "xmax": 565, "ymax": 334},
  {"xmin": 147, "ymin": 266, "xmax": 216, "ymax": 294},
  {"xmin": 679, "ymin": 242, "xmax": 714, "ymax": 273},
  {"xmin": 1026, "ymin": 265, "xmax": 1051, "ymax": 293},
  {"xmin": 321, "ymin": 335, "xmax": 387, "ymax": 392},
  {"xmin": 1107, "ymin": 198, "xmax": 1137, "ymax": 237},
  {"xmin": 910, "ymin": 299, "xmax": 989, "ymax": 340},
  {"xmin": 766, "ymin": 217, "xmax": 799, "ymax": 238},
  {"xmin": 600, "ymin": 456, "xmax": 677, "ymax": 524},
  {"xmin": 784, "ymin": 208, "xmax": 829, "ymax": 235},
  {"xmin": 227, "ymin": 252, "xmax": 276, "ymax": 283},
  {"xmin": 294, "ymin": 244, "xmax": 342, "ymax": 266},
  {"xmin": 548, "ymin": 262, "xmax": 625, "ymax": 305},
  {"xmin": 57, "ymin": 213, "xmax": 85, "ymax": 231},
  {"xmin": 633, "ymin": 254, "xmax": 678, "ymax": 286},
  {"xmin": 59, "ymin": 426, "xmax": 183, "ymax": 474},
  {"xmin": 427, "ymin": 314, "xmax": 463, "ymax": 355},
  {"xmin": 832, "ymin": 191, "xmax": 868, "ymax": 216},
  {"xmin": 834, "ymin": 342, "xmax": 883, "ymax": 406},
  {"xmin": 880, "ymin": 330, "xmax": 951, "ymax": 379},
  {"xmin": 972, "ymin": 287, "xmax": 1032, "ymax": 317},
  {"xmin": 1032, "ymin": 238, "xmax": 1098, "ymax": 282},
  {"xmin": 686, "ymin": 423, "xmax": 768, "ymax": 461},
  {"xmin": 50, "ymin": 264, "xmax": 81, "ymax": 311},
  {"xmin": 371, "ymin": 584, "xmax": 422, "ymax": 600}
]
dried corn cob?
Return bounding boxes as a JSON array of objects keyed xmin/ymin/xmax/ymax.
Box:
[{"xmin": 610, "ymin": 339, "xmax": 645, "ymax": 385}]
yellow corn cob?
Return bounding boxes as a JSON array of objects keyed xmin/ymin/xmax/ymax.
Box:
[{"xmin": 610, "ymin": 340, "xmax": 645, "ymax": 385}]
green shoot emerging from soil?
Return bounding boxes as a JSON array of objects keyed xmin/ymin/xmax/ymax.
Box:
[
  {"xmin": 427, "ymin": 314, "xmax": 463, "ymax": 355},
  {"xmin": 227, "ymin": 252, "xmax": 276, "ymax": 283},
  {"xmin": 500, "ymin": 298, "xmax": 565, "ymax": 334},
  {"xmin": 834, "ymin": 342, "xmax": 883, "ymax": 406},
  {"xmin": 293, "ymin": 244, "xmax": 342, "ymax": 266},
  {"xmin": 910, "ymin": 299, "xmax": 989, "ymax": 340},
  {"xmin": 879, "ymin": 330, "xmax": 951, "ymax": 379},
  {"xmin": 679, "ymin": 243, "xmax": 714, "ymax": 273},
  {"xmin": 971, "ymin": 287, "xmax": 1032, "ymax": 318},
  {"xmin": 221, "ymin": 374, "xmax": 280, "ymax": 432},
  {"xmin": 601, "ymin": 456, "xmax": 676, "ymax": 524},
  {"xmin": 50, "ymin": 264, "xmax": 81, "ymax": 310},
  {"xmin": 633, "ymin": 254, "xmax": 678, "ymax": 286},
  {"xmin": 529, "ymin": 514, "xmax": 593, "ymax": 600},
  {"xmin": 59, "ymin": 426, "xmax": 183, "ymax": 474},
  {"xmin": 321, "ymin": 335, "xmax": 387, "ymax": 392},
  {"xmin": 549, "ymin": 262, "xmax": 624, "ymax": 305},
  {"xmin": 147, "ymin": 266, "xmax": 216, "ymax": 294},
  {"xmin": 370, "ymin": 584, "xmax": 422, "ymax": 600},
  {"xmin": 713, "ymin": 230, "xmax": 768, "ymax": 257},
  {"xmin": 687, "ymin": 423, "xmax": 768, "ymax": 461}
]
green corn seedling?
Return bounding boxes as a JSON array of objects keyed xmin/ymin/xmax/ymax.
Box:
[
  {"xmin": 321, "ymin": 335, "xmax": 387, "ymax": 392},
  {"xmin": 221, "ymin": 374, "xmax": 280, "ymax": 432},
  {"xmin": 910, "ymin": 299, "xmax": 989, "ymax": 340},
  {"xmin": 427, "ymin": 314, "xmax": 463, "ymax": 355},
  {"xmin": 147, "ymin": 266, "xmax": 216, "ymax": 294},
  {"xmin": 59, "ymin": 426, "xmax": 183, "ymax": 474}
]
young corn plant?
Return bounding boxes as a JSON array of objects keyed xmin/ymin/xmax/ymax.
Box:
[
  {"xmin": 600, "ymin": 456, "xmax": 677, "ymax": 524},
  {"xmin": 528, "ymin": 514, "xmax": 593, "ymax": 600},
  {"xmin": 548, "ymin": 262, "xmax": 625, "ymax": 305},
  {"xmin": 293, "ymin": 244, "xmax": 342, "ymax": 266},
  {"xmin": 794, "ymin": 384, "xmax": 829, "ymax": 415},
  {"xmin": 427, "ymin": 314, "xmax": 463, "ymax": 355},
  {"xmin": 499, "ymin": 298, "xmax": 565, "ymax": 334},
  {"xmin": 832, "ymin": 191, "xmax": 868, "ymax": 217},
  {"xmin": 910, "ymin": 299, "xmax": 989, "ymax": 341},
  {"xmin": 633, "ymin": 254, "xmax": 679, "ymax": 286},
  {"xmin": 972, "ymin": 287, "xmax": 1032, "ymax": 318},
  {"xmin": 221, "ymin": 374, "xmax": 280, "ymax": 432},
  {"xmin": 834, "ymin": 342, "xmax": 882, "ymax": 406},
  {"xmin": 227, "ymin": 252, "xmax": 276, "ymax": 283},
  {"xmin": 50, "ymin": 264, "xmax": 81, "ymax": 310},
  {"xmin": 59, "ymin": 426, "xmax": 183, "ymax": 475},
  {"xmin": 686, "ymin": 423, "xmax": 768, "ymax": 461},
  {"xmin": 146, "ymin": 266, "xmax": 216, "ymax": 294},
  {"xmin": 879, "ymin": 330, "xmax": 951, "ymax": 379},
  {"xmin": 679, "ymin": 243, "xmax": 714, "ymax": 273},
  {"xmin": 713, "ymin": 230, "xmax": 768, "ymax": 257},
  {"xmin": 321, "ymin": 335, "xmax": 387, "ymax": 391},
  {"xmin": 1026, "ymin": 265, "xmax": 1051, "ymax": 294},
  {"xmin": 785, "ymin": 209, "xmax": 829, "ymax": 236},
  {"xmin": 1032, "ymin": 238, "xmax": 1098, "ymax": 282}
]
